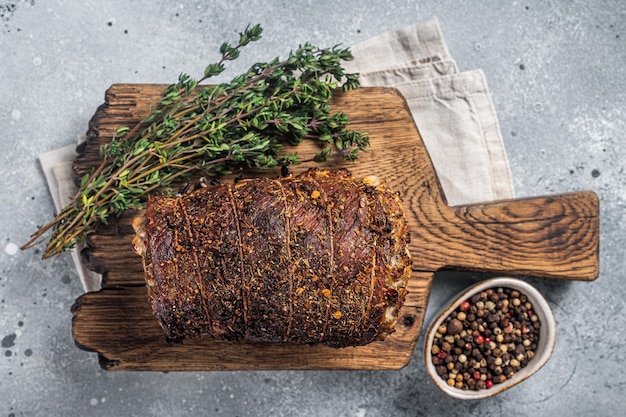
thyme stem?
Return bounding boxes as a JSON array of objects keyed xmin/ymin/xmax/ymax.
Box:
[{"xmin": 22, "ymin": 24, "xmax": 369, "ymax": 258}]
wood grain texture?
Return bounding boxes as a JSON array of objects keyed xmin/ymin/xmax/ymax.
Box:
[
  {"xmin": 72, "ymin": 272, "xmax": 431, "ymax": 371},
  {"xmin": 71, "ymin": 84, "xmax": 599, "ymax": 371}
]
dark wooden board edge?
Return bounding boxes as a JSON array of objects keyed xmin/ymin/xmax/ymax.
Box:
[{"xmin": 71, "ymin": 272, "xmax": 434, "ymax": 371}]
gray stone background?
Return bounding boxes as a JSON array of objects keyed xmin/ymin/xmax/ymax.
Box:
[{"xmin": 1, "ymin": 0, "xmax": 624, "ymax": 415}]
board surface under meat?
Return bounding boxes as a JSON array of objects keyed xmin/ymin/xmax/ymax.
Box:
[{"xmin": 132, "ymin": 168, "xmax": 412, "ymax": 348}]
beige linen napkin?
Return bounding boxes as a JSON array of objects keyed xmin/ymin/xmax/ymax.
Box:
[
  {"xmin": 343, "ymin": 17, "xmax": 514, "ymax": 206},
  {"xmin": 38, "ymin": 17, "xmax": 514, "ymax": 292}
]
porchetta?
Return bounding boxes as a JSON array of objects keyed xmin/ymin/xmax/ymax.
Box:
[{"xmin": 132, "ymin": 168, "xmax": 412, "ymax": 348}]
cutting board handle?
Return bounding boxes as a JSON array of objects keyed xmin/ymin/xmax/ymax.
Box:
[{"xmin": 412, "ymin": 190, "xmax": 600, "ymax": 280}]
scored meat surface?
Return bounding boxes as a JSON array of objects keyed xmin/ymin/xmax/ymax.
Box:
[{"xmin": 132, "ymin": 168, "xmax": 412, "ymax": 348}]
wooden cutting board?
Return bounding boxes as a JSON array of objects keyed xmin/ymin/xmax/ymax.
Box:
[{"xmin": 71, "ymin": 85, "xmax": 599, "ymax": 371}]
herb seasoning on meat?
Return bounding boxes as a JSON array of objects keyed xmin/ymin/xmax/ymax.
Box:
[{"xmin": 132, "ymin": 169, "xmax": 412, "ymax": 348}]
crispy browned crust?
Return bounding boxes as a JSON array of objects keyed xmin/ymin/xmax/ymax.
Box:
[{"xmin": 137, "ymin": 169, "xmax": 412, "ymax": 348}]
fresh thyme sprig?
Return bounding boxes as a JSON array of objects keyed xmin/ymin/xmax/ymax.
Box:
[{"xmin": 22, "ymin": 24, "xmax": 369, "ymax": 259}]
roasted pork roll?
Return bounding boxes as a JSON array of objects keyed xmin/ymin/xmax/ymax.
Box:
[{"xmin": 132, "ymin": 168, "xmax": 412, "ymax": 348}]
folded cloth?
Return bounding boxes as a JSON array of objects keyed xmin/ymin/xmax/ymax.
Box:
[
  {"xmin": 38, "ymin": 17, "xmax": 514, "ymax": 292},
  {"xmin": 343, "ymin": 17, "xmax": 456, "ymax": 75},
  {"xmin": 344, "ymin": 17, "xmax": 514, "ymax": 206},
  {"xmin": 391, "ymin": 70, "xmax": 514, "ymax": 204}
]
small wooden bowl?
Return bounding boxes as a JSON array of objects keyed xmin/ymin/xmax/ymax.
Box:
[{"xmin": 423, "ymin": 277, "xmax": 556, "ymax": 400}]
